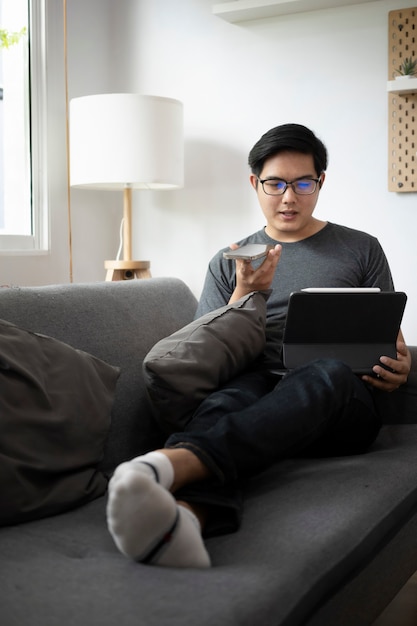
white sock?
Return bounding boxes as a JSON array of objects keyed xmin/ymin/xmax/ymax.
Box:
[
  {"xmin": 129, "ymin": 451, "xmax": 175, "ymax": 489},
  {"xmin": 106, "ymin": 460, "xmax": 211, "ymax": 568}
]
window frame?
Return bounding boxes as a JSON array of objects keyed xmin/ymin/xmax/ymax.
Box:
[{"xmin": 0, "ymin": 0, "xmax": 48, "ymax": 254}]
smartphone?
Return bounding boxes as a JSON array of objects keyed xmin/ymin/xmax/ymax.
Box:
[{"xmin": 223, "ymin": 243, "xmax": 273, "ymax": 261}]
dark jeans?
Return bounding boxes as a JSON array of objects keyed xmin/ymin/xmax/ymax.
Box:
[{"xmin": 166, "ymin": 359, "xmax": 381, "ymax": 536}]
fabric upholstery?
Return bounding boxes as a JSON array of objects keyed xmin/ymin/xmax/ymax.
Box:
[
  {"xmin": 0, "ymin": 279, "xmax": 198, "ymax": 471},
  {"xmin": 0, "ymin": 280, "xmax": 416, "ymax": 626},
  {"xmin": 143, "ymin": 290, "xmax": 269, "ymax": 433},
  {"xmin": 0, "ymin": 319, "xmax": 119, "ymax": 526},
  {"xmin": 2, "ymin": 426, "xmax": 417, "ymax": 626}
]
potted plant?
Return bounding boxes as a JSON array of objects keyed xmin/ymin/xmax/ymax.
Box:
[{"xmin": 395, "ymin": 56, "xmax": 417, "ymax": 80}]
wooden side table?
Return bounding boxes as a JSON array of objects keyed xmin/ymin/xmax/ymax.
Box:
[{"xmin": 104, "ymin": 260, "xmax": 151, "ymax": 281}]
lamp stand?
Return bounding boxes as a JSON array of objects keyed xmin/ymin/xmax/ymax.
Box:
[{"xmin": 105, "ymin": 187, "xmax": 151, "ymax": 281}]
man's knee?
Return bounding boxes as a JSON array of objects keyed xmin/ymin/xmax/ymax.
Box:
[
  {"xmin": 313, "ymin": 357, "xmax": 351, "ymax": 372},
  {"xmin": 308, "ymin": 358, "xmax": 354, "ymax": 391}
]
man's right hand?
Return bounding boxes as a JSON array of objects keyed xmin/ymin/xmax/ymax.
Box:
[{"xmin": 228, "ymin": 244, "xmax": 282, "ymax": 304}]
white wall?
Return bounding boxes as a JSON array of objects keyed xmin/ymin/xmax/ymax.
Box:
[
  {"xmin": 119, "ymin": 0, "xmax": 417, "ymax": 343},
  {"xmin": 0, "ymin": 0, "xmax": 416, "ymax": 344}
]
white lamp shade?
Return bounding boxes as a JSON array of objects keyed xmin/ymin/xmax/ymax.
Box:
[{"xmin": 69, "ymin": 94, "xmax": 184, "ymax": 190}]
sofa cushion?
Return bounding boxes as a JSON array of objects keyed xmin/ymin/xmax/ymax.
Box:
[
  {"xmin": 143, "ymin": 291, "xmax": 269, "ymax": 434},
  {"xmin": 2, "ymin": 426, "xmax": 417, "ymax": 626},
  {"xmin": 0, "ymin": 319, "xmax": 120, "ymax": 526}
]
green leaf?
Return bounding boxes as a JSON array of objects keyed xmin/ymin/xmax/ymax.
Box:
[
  {"xmin": 0, "ymin": 27, "xmax": 27, "ymax": 49},
  {"xmin": 397, "ymin": 56, "xmax": 417, "ymax": 76}
]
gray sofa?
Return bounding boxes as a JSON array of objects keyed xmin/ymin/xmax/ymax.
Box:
[{"xmin": 1, "ymin": 277, "xmax": 417, "ymax": 626}]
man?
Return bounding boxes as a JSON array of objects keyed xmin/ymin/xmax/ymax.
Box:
[{"xmin": 106, "ymin": 124, "xmax": 411, "ymax": 568}]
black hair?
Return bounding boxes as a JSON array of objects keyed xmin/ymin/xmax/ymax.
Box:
[{"xmin": 248, "ymin": 123, "xmax": 328, "ymax": 178}]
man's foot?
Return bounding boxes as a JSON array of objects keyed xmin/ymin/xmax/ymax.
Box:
[{"xmin": 106, "ymin": 459, "xmax": 211, "ymax": 568}]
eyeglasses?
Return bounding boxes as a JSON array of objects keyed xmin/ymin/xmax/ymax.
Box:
[{"xmin": 258, "ymin": 177, "xmax": 321, "ymax": 196}]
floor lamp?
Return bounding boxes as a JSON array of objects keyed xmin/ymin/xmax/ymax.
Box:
[{"xmin": 69, "ymin": 94, "xmax": 184, "ymax": 280}]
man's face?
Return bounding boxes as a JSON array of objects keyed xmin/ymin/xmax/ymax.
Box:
[{"xmin": 250, "ymin": 151, "xmax": 325, "ymax": 242}]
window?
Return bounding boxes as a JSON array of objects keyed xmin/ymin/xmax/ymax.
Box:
[{"xmin": 0, "ymin": 0, "xmax": 47, "ymax": 252}]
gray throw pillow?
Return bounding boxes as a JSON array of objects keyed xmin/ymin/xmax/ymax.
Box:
[
  {"xmin": 143, "ymin": 290, "xmax": 269, "ymax": 434},
  {"xmin": 0, "ymin": 319, "xmax": 120, "ymax": 526}
]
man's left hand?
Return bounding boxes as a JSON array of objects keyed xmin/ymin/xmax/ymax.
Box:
[{"xmin": 362, "ymin": 340, "xmax": 411, "ymax": 392}]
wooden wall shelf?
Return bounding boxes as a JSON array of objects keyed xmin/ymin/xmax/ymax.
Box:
[
  {"xmin": 387, "ymin": 78, "xmax": 417, "ymax": 95},
  {"xmin": 212, "ymin": 0, "xmax": 383, "ymax": 23},
  {"xmin": 388, "ymin": 7, "xmax": 417, "ymax": 193}
]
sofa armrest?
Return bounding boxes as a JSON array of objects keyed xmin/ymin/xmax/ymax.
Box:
[{"xmin": 375, "ymin": 346, "xmax": 417, "ymax": 424}]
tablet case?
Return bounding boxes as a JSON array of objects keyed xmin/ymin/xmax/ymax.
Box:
[{"xmin": 282, "ymin": 291, "xmax": 407, "ymax": 374}]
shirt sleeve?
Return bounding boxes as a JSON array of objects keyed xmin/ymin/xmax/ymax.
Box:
[{"xmin": 363, "ymin": 237, "xmax": 395, "ymax": 291}]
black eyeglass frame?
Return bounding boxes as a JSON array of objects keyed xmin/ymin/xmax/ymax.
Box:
[{"xmin": 258, "ymin": 177, "xmax": 321, "ymax": 196}]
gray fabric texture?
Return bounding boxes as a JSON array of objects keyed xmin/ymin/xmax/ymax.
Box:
[
  {"xmin": 0, "ymin": 318, "xmax": 119, "ymax": 525},
  {"xmin": 196, "ymin": 223, "xmax": 395, "ymax": 318},
  {"xmin": 143, "ymin": 290, "xmax": 269, "ymax": 433},
  {"xmin": 196, "ymin": 223, "xmax": 395, "ymax": 370},
  {"xmin": 0, "ymin": 279, "xmax": 197, "ymax": 472},
  {"xmin": 2, "ymin": 426, "xmax": 417, "ymax": 626},
  {"xmin": 0, "ymin": 279, "xmax": 416, "ymax": 626}
]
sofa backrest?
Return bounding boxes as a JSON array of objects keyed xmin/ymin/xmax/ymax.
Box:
[
  {"xmin": 0, "ymin": 278, "xmax": 415, "ymax": 471},
  {"xmin": 0, "ymin": 278, "xmax": 198, "ymax": 471}
]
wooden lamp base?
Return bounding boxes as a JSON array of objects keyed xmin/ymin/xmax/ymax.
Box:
[
  {"xmin": 105, "ymin": 259, "xmax": 151, "ymax": 281},
  {"xmin": 104, "ymin": 187, "xmax": 152, "ymax": 281},
  {"xmin": 104, "ymin": 185, "xmax": 151, "ymax": 281}
]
